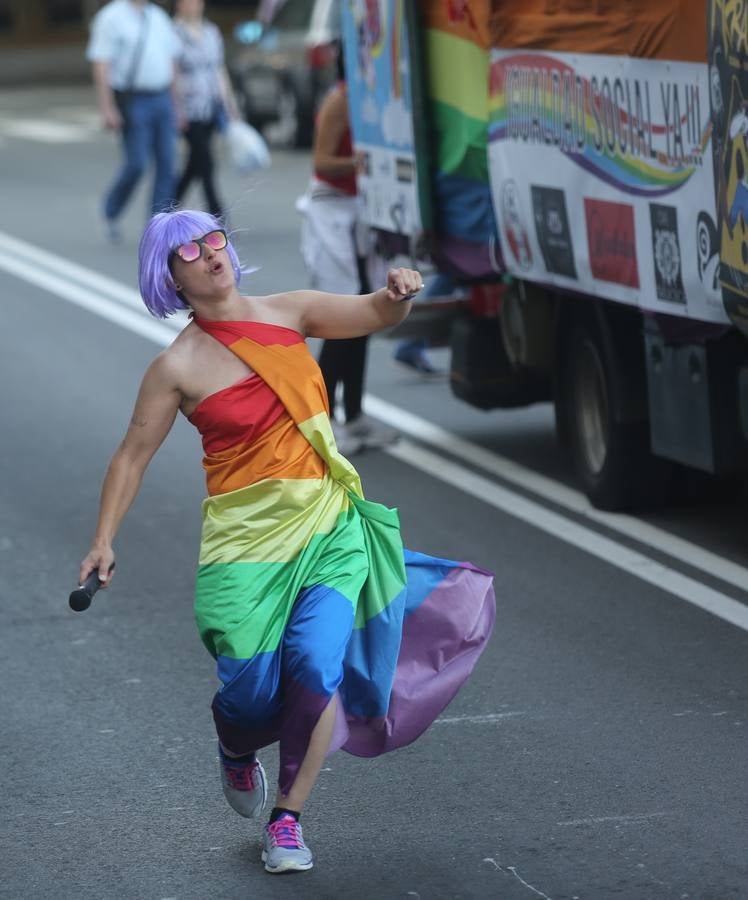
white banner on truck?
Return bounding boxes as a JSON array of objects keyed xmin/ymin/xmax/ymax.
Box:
[{"xmin": 487, "ymin": 50, "xmax": 729, "ymax": 325}]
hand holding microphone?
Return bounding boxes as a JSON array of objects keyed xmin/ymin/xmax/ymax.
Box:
[{"xmin": 71, "ymin": 552, "xmax": 115, "ymax": 612}]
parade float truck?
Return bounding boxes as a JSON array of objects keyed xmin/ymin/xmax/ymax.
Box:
[{"xmin": 341, "ymin": 0, "xmax": 748, "ymax": 510}]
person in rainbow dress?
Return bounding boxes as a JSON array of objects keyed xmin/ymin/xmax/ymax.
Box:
[{"xmin": 79, "ymin": 208, "xmax": 496, "ymax": 874}]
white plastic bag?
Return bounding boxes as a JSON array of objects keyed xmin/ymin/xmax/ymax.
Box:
[{"xmin": 225, "ymin": 119, "xmax": 271, "ymax": 174}]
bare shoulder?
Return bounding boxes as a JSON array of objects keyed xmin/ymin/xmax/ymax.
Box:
[
  {"xmin": 251, "ymin": 292, "xmax": 309, "ymax": 334},
  {"xmin": 319, "ymin": 83, "xmax": 346, "ymax": 115},
  {"xmin": 144, "ymin": 331, "xmax": 195, "ymax": 390}
]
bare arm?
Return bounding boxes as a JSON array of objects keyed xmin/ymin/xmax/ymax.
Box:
[
  {"xmin": 92, "ymin": 60, "xmax": 122, "ymax": 130},
  {"xmin": 312, "ymin": 86, "xmax": 360, "ymax": 178},
  {"xmin": 79, "ymin": 355, "xmax": 181, "ymax": 586},
  {"xmin": 296, "ymin": 268, "xmax": 423, "ymax": 339}
]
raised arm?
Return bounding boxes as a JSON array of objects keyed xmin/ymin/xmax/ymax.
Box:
[
  {"xmin": 79, "ymin": 354, "xmax": 181, "ymax": 586},
  {"xmin": 297, "ymin": 267, "xmax": 423, "ymax": 339}
]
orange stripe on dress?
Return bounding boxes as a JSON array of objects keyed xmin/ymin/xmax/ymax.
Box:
[
  {"xmin": 190, "ymin": 317, "xmax": 331, "ymax": 426},
  {"xmin": 228, "ymin": 338, "xmax": 331, "ymax": 425},
  {"xmin": 203, "ymin": 413, "xmax": 327, "ymax": 496}
]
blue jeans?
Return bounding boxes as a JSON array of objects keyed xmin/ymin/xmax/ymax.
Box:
[{"xmin": 105, "ymin": 90, "xmax": 176, "ymax": 220}]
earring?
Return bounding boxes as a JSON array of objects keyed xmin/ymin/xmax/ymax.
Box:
[{"xmin": 174, "ymin": 282, "xmax": 182, "ymax": 291}]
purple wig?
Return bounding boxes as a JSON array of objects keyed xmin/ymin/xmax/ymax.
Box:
[{"xmin": 138, "ymin": 209, "xmax": 243, "ymax": 318}]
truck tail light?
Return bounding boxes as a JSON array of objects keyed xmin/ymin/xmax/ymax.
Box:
[
  {"xmin": 468, "ymin": 282, "xmax": 506, "ymax": 318},
  {"xmin": 306, "ymin": 42, "xmax": 336, "ymax": 70}
]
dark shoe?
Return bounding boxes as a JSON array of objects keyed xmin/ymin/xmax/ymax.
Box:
[
  {"xmin": 103, "ymin": 216, "xmax": 122, "ymax": 244},
  {"xmin": 394, "ymin": 345, "xmax": 441, "ymax": 376}
]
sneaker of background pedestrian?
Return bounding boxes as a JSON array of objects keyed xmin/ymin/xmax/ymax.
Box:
[
  {"xmin": 344, "ymin": 413, "xmax": 399, "ymax": 449},
  {"xmin": 218, "ymin": 746, "xmax": 267, "ymax": 818},
  {"xmin": 394, "ymin": 337, "xmax": 441, "ymax": 376},
  {"xmin": 392, "ymin": 270, "xmax": 458, "ymax": 377},
  {"xmin": 331, "ymin": 418, "xmax": 364, "ymax": 456},
  {"xmin": 262, "ymin": 813, "xmax": 314, "ymax": 873}
]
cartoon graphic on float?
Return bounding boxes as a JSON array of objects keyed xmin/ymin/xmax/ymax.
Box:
[
  {"xmin": 708, "ymin": 0, "xmax": 748, "ymax": 334},
  {"xmin": 351, "ymin": 0, "xmax": 385, "ymax": 91},
  {"xmin": 342, "ymin": 0, "xmax": 424, "ymax": 235}
]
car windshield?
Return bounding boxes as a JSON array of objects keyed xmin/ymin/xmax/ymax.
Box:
[{"xmin": 271, "ymin": 0, "xmax": 315, "ymax": 30}]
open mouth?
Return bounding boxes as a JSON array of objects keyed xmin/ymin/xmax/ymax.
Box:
[{"xmin": 210, "ymin": 262, "xmax": 224, "ymax": 275}]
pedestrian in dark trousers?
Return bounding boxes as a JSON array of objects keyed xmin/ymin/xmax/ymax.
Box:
[
  {"xmin": 87, "ymin": 0, "xmax": 180, "ymax": 241},
  {"xmin": 298, "ymin": 62, "xmax": 398, "ymax": 454},
  {"xmin": 172, "ymin": 0, "xmax": 239, "ymax": 219},
  {"xmin": 317, "ymin": 256, "xmax": 371, "ymax": 437}
]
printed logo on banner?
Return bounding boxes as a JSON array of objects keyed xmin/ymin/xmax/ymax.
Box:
[
  {"xmin": 395, "ymin": 158, "xmax": 414, "ymax": 183},
  {"xmin": 500, "ymin": 179, "xmax": 532, "ymax": 270},
  {"xmin": 531, "ymin": 186, "xmax": 577, "ymax": 279},
  {"xmin": 650, "ymin": 203, "xmax": 686, "ymax": 304},
  {"xmin": 696, "ymin": 210, "xmax": 720, "ymax": 294},
  {"xmin": 584, "ymin": 199, "xmax": 640, "ymax": 288}
]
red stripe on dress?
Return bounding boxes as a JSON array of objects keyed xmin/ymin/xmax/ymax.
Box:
[
  {"xmin": 193, "ymin": 318, "xmax": 303, "ymax": 347},
  {"xmin": 189, "ymin": 374, "xmax": 286, "ymax": 454}
]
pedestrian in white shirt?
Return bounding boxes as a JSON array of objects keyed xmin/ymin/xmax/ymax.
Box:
[{"xmin": 87, "ymin": 0, "xmax": 181, "ymax": 240}]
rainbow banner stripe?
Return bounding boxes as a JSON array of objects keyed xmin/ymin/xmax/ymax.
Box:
[
  {"xmin": 420, "ymin": 21, "xmax": 499, "ymax": 275},
  {"xmin": 488, "ymin": 52, "xmax": 712, "ymax": 198},
  {"xmin": 190, "ymin": 319, "xmax": 496, "ymax": 792}
]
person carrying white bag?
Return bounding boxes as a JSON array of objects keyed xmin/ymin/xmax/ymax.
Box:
[{"xmin": 225, "ymin": 118, "xmax": 271, "ymax": 174}]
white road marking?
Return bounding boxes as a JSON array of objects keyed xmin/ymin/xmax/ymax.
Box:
[
  {"xmin": 387, "ymin": 439, "xmax": 748, "ymax": 632},
  {"xmin": 0, "ymin": 230, "xmax": 174, "ymax": 317},
  {"xmin": 0, "ymin": 249, "xmax": 177, "ymax": 345},
  {"xmin": 0, "ymin": 117, "xmax": 96, "ymax": 143},
  {"xmin": 434, "ymin": 713, "xmax": 523, "ymax": 725},
  {"xmin": 557, "ymin": 812, "xmax": 668, "ymax": 827},
  {"xmin": 484, "ymin": 860, "xmax": 554, "ymax": 899},
  {"xmin": 366, "ymin": 396, "xmax": 748, "ymax": 596},
  {"xmin": 1, "ymin": 237, "xmax": 747, "ymax": 634}
]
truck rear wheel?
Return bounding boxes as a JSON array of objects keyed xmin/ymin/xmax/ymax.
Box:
[{"xmin": 557, "ymin": 320, "xmax": 671, "ymax": 510}]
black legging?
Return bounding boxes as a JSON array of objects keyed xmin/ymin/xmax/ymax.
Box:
[
  {"xmin": 176, "ymin": 120, "xmax": 223, "ymax": 217},
  {"xmin": 318, "ymin": 254, "xmax": 370, "ymax": 423},
  {"xmin": 318, "ymin": 334, "xmax": 369, "ymax": 422}
]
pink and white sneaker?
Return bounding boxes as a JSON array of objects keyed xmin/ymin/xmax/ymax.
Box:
[
  {"xmin": 218, "ymin": 747, "xmax": 267, "ymax": 819},
  {"xmin": 262, "ymin": 814, "xmax": 313, "ymax": 873}
]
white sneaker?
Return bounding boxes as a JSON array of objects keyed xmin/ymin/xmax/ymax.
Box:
[
  {"xmin": 345, "ymin": 414, "xmax": 399, "ymax": 449},
  {"xmin": 332, "ymin": 420, "xmax": 364, "ymax": 456}
]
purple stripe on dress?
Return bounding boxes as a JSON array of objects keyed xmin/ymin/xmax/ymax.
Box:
[{"xmin": 342, "ymin": 566, "xmax": 496, "ymax": 757}]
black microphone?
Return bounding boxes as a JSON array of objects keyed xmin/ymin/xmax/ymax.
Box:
[{"xmin": 69, "ymin": 564, "xmax": 114, "ymax": 612}]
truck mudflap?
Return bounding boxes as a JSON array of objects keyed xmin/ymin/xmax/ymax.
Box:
[
  {"xmin": 450, "ymin": 314, "xmax": 549, "ymax": 410},
  {"xmin": 448, "ymin": 281, "xmax": 551, "ymax": 410}
]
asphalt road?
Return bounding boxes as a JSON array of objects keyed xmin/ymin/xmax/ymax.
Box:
[{"xmin": 1, "ymin": 87, "xmax": 747, "ymax": 900}]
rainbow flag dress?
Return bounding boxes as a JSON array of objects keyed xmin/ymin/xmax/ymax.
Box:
[{"xmin": 188, "ymin": 317, "xmax": 496, "ymax": 793}]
